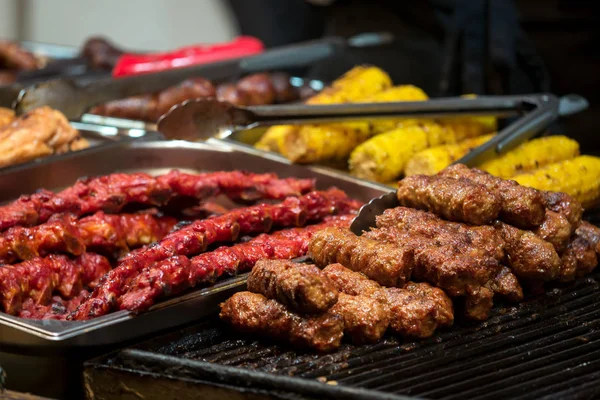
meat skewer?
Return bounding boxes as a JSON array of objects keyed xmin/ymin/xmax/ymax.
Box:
[
  {"xmin": 220, "ymin": 292, "xmax": 345, "ymax": 352},
  {"xmin": 493, "ymin": 221, "xmax": 561, "ymax": 281},
  {"xmin": 439, "ymin": 164, "xmax": 546, "ymax": 229},
  {"xmin": 0, "ymin": 212, "xmax": 176, "ymax": 264},
  {"xmin": 533, "ymin": 210, "xmax": 572, "ymax": 252},
  {"xmin": 247, "ymin": 260, "xmax": 339, "ymax": 314},
  {"xmin": 0, "ymin": 170, "xmax": 315, "ymax": 231},
  {"xmin": 115, "ymin": 215, "xmax": 353, "ymax": 315},
  {"xmin": 329, "ymin": 293, "xmax": 390, "ymax": 345},
  {"xmin": 396, "ymin": 174, "xmax": 501, "ymax": 225},
  {"xmin": 0, "ymin": 253, "xmax": 111, "ymax": 314},
  {"xmin": 309, "ymin": 227, "xmax": 414, "ymax": 287},
  {"xmin": 322, "ymin": 263, "xmax": 453, "ymax": 338},
  {"xmin": 70, "ymin": 189, "xmax": 360, "ymax": 320}
]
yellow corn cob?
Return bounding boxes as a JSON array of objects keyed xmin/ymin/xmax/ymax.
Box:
[
  {"xmin": 404, "ymin": 134, "xmax": 495, "ymax": 176},
  {"xmin": 438, "ymin": 117, "xmax": 496, "ymax": 139},
  {"xmin": 349, "ymin": 125, "xmax": 431, "ymax": 182},
  {"xmin": 254, "ymin": 125, "xmax": 298, "ymax": 152},
  {"xmin": 512, "ymin": 155, "xmax": 600, "ymax": 209},
  {"xmin": 306, "ymin": 65, "xmax": 392, "ymax": 105},
  {"xmin": 279, "ymin": 125, "xmax": 370, "ymax": 163},
  {"xmin": 478, "ymin": 135, "xmax": 580, "ymax": 178}
]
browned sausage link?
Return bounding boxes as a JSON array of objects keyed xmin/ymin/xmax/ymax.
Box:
[
  {"xmin": 542, "ymin": 191, "xmax": 583, "ymax": 230},
  {"xmin": 397, "ymin": 174, "xmax": 501, "ymax": 226},
  {"xmin": 216, "ymin": 83, "xmax": 250, "ymax": 106},
  {"xmin": 0, "ymin": 41, "xmax": 38, "ymax": 70},
  {"xmin": 309, "ymin": 227, "xmax": 414, "ymax": 287},
  {"xmin": 567, "ymin": 235, "xmax": 598, "ymax": 277},
  {"xmin": 494, "ymin": 221, "xmax": 561, "ymax": 281},
  {"xmin": 329, "ymin": 293, "xmax": 389, "ymax": 344},
  {"xmin": 464, "ymin": 286, "xmax": 494, "ymax": 321},
  {"xmin": 576, "ymin": 221, "xmax": 600, "ymax": 255},
  {"xmin": 219, "ymin": 291, "xmax": 344, "ymax": 352},
  {"xmin": 322, "ymin": 263, "xmax": 454, "ymax": 338},
  {"xmin": 89, "ymin": 96, "xmax": 157, "ymax": 121},
  {"xmin": 534, "ymin": 210, "xmax": 572, "ymax": 252},
  {"xmin": 269, "ymin": 72, "xmax": 300, "ymax": 103},
  {"xmin": 153, "ymin": 78, "xmax": 216, "ymax": 120},
  {"xmin": 439, "ymin": 164, "xmax": 546, "ymax": 229},
  {"xmin": 0, "ymin": 70, "xmax": 16, "ymax": 86},
  {"xmin": 236, "ymin": 73, "xmax": 276, "ymax": 105},
  {"xmin": 486, "ymin": 266, "xmax": 524, "ymax": 302},
  {"xmin": 247, "ymin": 259, "xmax": 338, "ymax": 314}
]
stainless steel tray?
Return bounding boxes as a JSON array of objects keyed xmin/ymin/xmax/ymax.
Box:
[{"xmin": 0, "ymin": 140, "xmax": 389, "ymax": 351}]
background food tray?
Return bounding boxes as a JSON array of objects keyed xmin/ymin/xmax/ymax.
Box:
[{"xmin": 0, "ymin": 140, "xmax": 390, "ymax": 351}]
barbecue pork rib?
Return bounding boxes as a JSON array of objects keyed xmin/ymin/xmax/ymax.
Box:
[
  {"xmin": 116, "ymin": 215, "xmax": 353, "ymax": 315},
  {"xmin": 0, "ymin": 170, "xmax": 315, "ymax": 231},
  {"xmin": 0, "ymin": 212, "xmax": 176, "ymax": 264},
  {"xmin": 0, "ymin": 253, "xmax": 110, "ymax": 314},
  {"xmin": 70, "ymin": 189, "xmax": 360, "ymax": 319}
]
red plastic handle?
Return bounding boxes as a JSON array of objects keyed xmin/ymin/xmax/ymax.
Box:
[{"xmin": 112, "ymin": 36, "xmax": 265, "ymax": 77}]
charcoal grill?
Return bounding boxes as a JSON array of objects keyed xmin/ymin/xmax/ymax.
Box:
[{"xmin": 85, "ymin": 245, "xmax": 600, "ymax": 400}]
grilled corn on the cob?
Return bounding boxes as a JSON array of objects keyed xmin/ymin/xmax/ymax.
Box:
[
  {"xmin": 349, "ymin": 119, "xmax": 494, "ymax": 182},
  {"xmin": 349, "ymin": 125, "xmax": 431, "ymax": 182},
  {"xmin": 512, "ymin": 155, "xmax": 600, "ymax": 209},
  {"xmin": 254, "ymin": 125, "xmax": 298, "ymax": 152},
  {"xmin": 278, "ymin": 125, "xmax": 370, "ymax": 163},
  {"xmin": 404, "ymin": 134, "xmax": 495, "ymax": 176},
  {"xmin": 306, "ymin": 65, "xmax": 392, "ymax": 105},
  {"xmin": 366, "ymin": 85, "xmax": 429, "ymax": 134},
  {"xmin": 478, "ymin": 135, "xmax": 580, "ymax": 178}
]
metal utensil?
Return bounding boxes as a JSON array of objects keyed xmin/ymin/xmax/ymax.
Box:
[
  {"xmin": 14, "ymin": 33, "xmax": 394, "ymax": 119},
  {"xmin": 156, "ymin": 93, "xmax": 587, "ymax": 143}
]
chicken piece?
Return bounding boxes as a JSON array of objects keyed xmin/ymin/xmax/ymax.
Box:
[
  {"xmin": 439, "ymin": 164, "xmax": 546, "ymax": 229},
  {"xmin": 329, "ymin": 293, "xmax": 390, "ymax": 344},
  {"xmin": 220, "ymin": 291, "xmax": 344, "ymax": 352},
  {"xmin": 0, "ymin": 40, "xmax": 38, "ymax": 70},
  {"xmin": 247, "ymin": 260, "xmax": 338, "ymax": 314},
  {"xmin": 576, "ymin": 221, "xmax": 600, "ymax": 255},
  {"xmin": 396, "ymin": 174, "xmax": 501, "ymax": 225},
  {"xmin": 494, "ymin": 221, "xmax": 561, "ymax": 281},
  {"xmin": 533, "ymin": 210, "xmax": 572, "ymax": 252},
  {"xmin": 309, "ymin": 227, "xmax": 414, "ymax": 287},
  {"xmin": 0, "ymin": 106, "xmax": 81, "ymax": 168},
  {"xmin": 322, "ymin": 263, "xmax": 454, "ymax": 338},
  {"xmin": 0, "ymin": 107, "xmax": 15, "ymax": 128}
]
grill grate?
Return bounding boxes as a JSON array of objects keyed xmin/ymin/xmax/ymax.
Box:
[{"xmin": 89, "ymin": 270, "xmax": 600, "ymax": 400}]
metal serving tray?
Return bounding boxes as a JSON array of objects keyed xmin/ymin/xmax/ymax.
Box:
[{"xmin": 0, "ymin": 140, "xmax": 389, "ymax": 352}]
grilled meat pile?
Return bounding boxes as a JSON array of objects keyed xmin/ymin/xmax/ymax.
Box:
[
  {"xmin": 220, "ymin": 164, "xmax": 600, "ymax": 352},
  {"xmin": 0, "ymin": 106, "xmax": 90, "ymax": 168},
  {"xmin": 89, "ymin": 72, "xmax": 314, "ymax": 122},
  {"xmin": 0, "ymin": 169, "xmax": 360, "ymax": 320}
]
